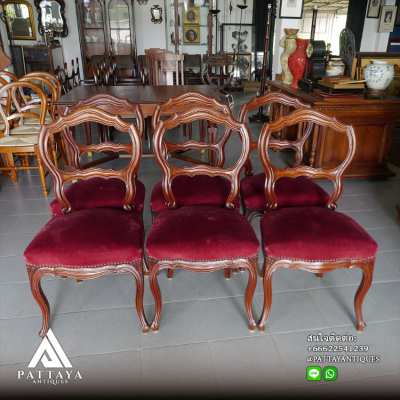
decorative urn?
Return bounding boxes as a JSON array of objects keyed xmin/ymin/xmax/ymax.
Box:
[{"xmin": 364, "ymin": 60, "xmax": 394, "ymax": 92}]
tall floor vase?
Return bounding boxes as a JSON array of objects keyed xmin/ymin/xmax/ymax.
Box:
[{"xmin": 288, "ymin": 38, "xmax": 309, "ymax": 89}]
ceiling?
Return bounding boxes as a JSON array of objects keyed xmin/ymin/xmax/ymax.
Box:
[{"xmin": 303, "ymin": 0, "xmax": 349, "ymax": 14}]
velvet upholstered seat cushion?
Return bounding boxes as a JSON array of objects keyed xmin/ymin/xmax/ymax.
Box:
[
  {"xmin": 261, "ymin": 207, "xmax": 378, "ymax": 262},
  {"xmin": 150, "ymin": 175, "xmax": 239, "ymax": 213},
  {"xmin": 50, "ymin": 178, "xmax": 145, "ymax": 216},
  {"xmin": 146, "ymin": 206, "xmax": 259, "ymax": 261},
  {"xmin": 24, "ymin": 208, "xmax": 144, "ymax": 268},
  {"xmin": 240, "ymin": 173, "xmax": 329, "ymax": 211}
]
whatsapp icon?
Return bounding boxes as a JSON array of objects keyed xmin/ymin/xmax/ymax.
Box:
[{"xmin": 323, "ymin": 366, "xmax": 338, "ymax": 381}]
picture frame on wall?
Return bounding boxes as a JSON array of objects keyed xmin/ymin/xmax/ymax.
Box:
[
  {"xmin": 221, "ymin": 23, "xmax": 254, "ymax": 54},
  {"xmin": 378, "ymin": 5, "xmax": 397, "ymax": 33},
  {"xmin": 367, "ymin": 0, "xmax": 382, "ymax": 19},
  {"xmin": 279, "ymin": 0, "xmax": 304, "ymax": 19},
  {"xmin": 183, "ymin": 25, "xmax": 200, "ymax": 44}
]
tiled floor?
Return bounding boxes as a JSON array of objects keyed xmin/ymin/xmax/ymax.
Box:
[{"xmin": 1, "ymin": 96, "xmax": 400, "ymax": 398}]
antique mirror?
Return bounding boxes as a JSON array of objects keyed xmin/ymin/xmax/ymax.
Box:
[
  {"xmin": 34, "ymin": 0, "xmax": 68, "ymax": 37},
  {"xmin": 3, "ymin": 0, "xmax": 36, "ymax": 40}
]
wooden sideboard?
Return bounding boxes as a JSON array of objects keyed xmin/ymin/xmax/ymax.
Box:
[
  {"xmin": 10, "ymin": 45, "xmax": 64, "ymax": 78},
  {"xmin": 269, "ymin": 80, "xmax": 400, "ymax": 178}
]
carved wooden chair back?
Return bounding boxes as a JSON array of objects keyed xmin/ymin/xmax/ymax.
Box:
[
  {"xmin": 239, "ymin": 92, "xmax": 311, "ymax": 174},
  {"xmin": 258, "ymin": 108, "xmax": 356, "ymax": 210},
  {"xmin": 152, "ymin": 92, "xmax": 232, "ymax": 130},
  {"xmin": 153, "ymin": 107, "xmax": 251, "ymax": 209},
  {"xmin": 153, "ymin": 52, "xmax": 185, "ymax": 86},
  {"xmin": 145, "ymin": 48, "xmax": 166, "ymax": 85},
  {"xmin": 20, "ymin": 74, "xmax": 60, "ymax": 119},
  {"xmin": 39, "ymin": 107, "xmax": 142, "ymax": 214},
  {"xmin": 0, "ymin": 70, "xmax": 17, "ymax": 83},
  {"xmin": 66, "ymin": 94, "xmax": 144, "ymax": 137},
  {"xmin": 0, "ymin": 81, "xmax": 48, "ymax": 135}
]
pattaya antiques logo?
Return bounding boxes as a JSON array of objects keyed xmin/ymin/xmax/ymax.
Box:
[{"xmin": 17, "ymin": 329, "xmax": 82, "ymax": 385}]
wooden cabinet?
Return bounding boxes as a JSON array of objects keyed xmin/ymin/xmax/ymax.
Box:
[
  {"xmin": 75, "ymin": 0, "xmax": 137, "ymax": 80},
  {"xmin": 10, "ymin": 44, "xmax": 64, "ymax": 77},
  {"xmin": 269, "ymin": 80, "xmax": 400, "ymax": 179}
]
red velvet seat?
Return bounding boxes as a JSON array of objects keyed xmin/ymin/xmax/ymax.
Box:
[
  {"xmin": 150, "ymin": 175, "xmax": 239, "ymax": 213},
  {"xmin": 25, "ymin": 208, "xmax": 144, "ymax": 268},
  {"xmin": 50, "ymin": 178, "xmax": 146, "ymax": 216},
  {"xmin": 241, "ymin": 173, "xmax": 329, "ymax": 213},
  {"xmin": 261, "ymin": 207, "xmax": 378, "ymax": 261},
  {"xmin": 146, "ymin": 206, "xmax": 259, "ymax": 261}
]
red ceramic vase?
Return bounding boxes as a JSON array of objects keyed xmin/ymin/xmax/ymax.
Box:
[{"xmin": 288, "ymin": 39, "xmax": 309, "ymax": 89}]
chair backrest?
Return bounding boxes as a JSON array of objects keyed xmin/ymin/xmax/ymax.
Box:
[
  {"xmin": 39, "ymin": 107, "xmax": 142, "ymax": 214},
  {"xmin": 258, "ymin": 108, "xmax": 356, "ymax": 210},
  {"xmin": 147, "ymin": 50, "xmax": 184, "ymax": 86},
  {"xmin": 0, "ymin": 70, "xmax": 17, "ymax": 83},
  {"xmin": 239, "ymin": 92, "xmax": 311, "ymax": 171},
  {"xmin": 21, "ymin": 73, "xmax": 61, "ymax": 117},
  {"xmin": 0, "ymin": 81, "xmax": 47, "ymax": 135},
  {"xmin": 239, "ymin": 92, "xmax": 310, "ymax": 122},
  {"xmin": 66, "ymin": 94, "xmax": 144, "ymax": 137},
  {"xmin": 152, "ymin": 91, "xmax": 232, "ymax": 131},
  {"xmin": 153, "ymin": 107, "xmax": 251, "ymax": 209}
]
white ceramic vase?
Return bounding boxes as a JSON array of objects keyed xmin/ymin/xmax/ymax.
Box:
[
  {"xmin": 280, "ymin": 28, "xmax": 298, "ymax": 85},
  {"xmin": 364, "ymin": 60, "xmax": 394, "ymax": 91}
]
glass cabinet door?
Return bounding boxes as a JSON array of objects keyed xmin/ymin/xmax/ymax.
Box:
[{"xmin": 77, "ymin": 0, "xmax": 137, "ymax": 79}]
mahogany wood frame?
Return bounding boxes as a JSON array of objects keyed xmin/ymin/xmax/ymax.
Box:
[
  {"xmin": 29, "ymin": 107, "xmax": 149, "ymax": 337},
  {"xmin": 149, "ymin": 107, "xmax": 258, "ymax": 331},
  {"xmin": 28, "ymin": 262, "xmax": 148, "ymax": 337},
  {"xmin": 0, "ymin": 81, "xmax": 48, "ymax": 195},
  {"xmin": 239, "ymin": 91, "xmax": 310, "ymax": 176},
  {"xmin": 39, "ymin": 107, "xmax": 142, "ymax": 213},
  {"xmin": 257, "ymin": 109, "xmax": 375, "ymax": 332}
]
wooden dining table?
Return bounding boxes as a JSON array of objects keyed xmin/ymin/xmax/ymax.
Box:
[{"xmin": 56, "ymin": 85, "xmax": 223, "ymax": 117}]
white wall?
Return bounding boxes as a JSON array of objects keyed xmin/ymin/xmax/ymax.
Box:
[
  {"xmin": 134, "ymin": 1, "xmax": 166, "ymax": 55},
  {"xmin": 360, "ymin": 0, "xmax": 395, "ymax": 52}
]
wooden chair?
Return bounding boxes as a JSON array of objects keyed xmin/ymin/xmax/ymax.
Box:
[
  {"xmin": 239, "ymin": 92, "xmax": 330, "ymax": 221},
  {"xmin": 147, "ymin": 106, "xmax": 259, "ymax": 331},
  {"xmin": 150, "ymin": 92, "xmax": 234, "ymax": 216},
  {"xmin": 144, "ymin": 48, "xmax": 166, "ymax": 85},
  {"xmin": 153, "ymin": 52, "xmax": 184, "ymax": 86},
  {"xmin": 24, "ymin": 107, "xmax": 149, "ymax": 337},
  {"xmin": 48, "ymin": 97, "xmax": 145, "ymax": 217},
  {"xmin": 0, "ymin": 81, "xmax": 48, "ymax": 195},
  {"xmin": 183, "ymin": 53, "xmax": 202, "ymax": 84},
  {"xmin": 257, "ymin": 109, "xmax": 377, "ymax": 332},
  {"xmin": 0, "ymin": 70, "xmax": 17, "ymax": 82},
  {"xmin": 21, "ymin": 72, "xmax": 61, "ymax": 122}
]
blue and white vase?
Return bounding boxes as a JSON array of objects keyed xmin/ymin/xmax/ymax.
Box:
[{"xmin": 364, "ymin": 60, "xmax": 394, "ymax": 91}]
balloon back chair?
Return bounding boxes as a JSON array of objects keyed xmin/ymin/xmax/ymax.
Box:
[
  {"xmin": 150, "ymin": 92, "xmax": 234, "ymax": 216},
  {"xmin": 146, "ymin": 107, "xmax": 259, "ymax": 332},
  {"xmin": 257, "ymin": 109, "xmax": 378, "ymax": 332},
  {"xmin": 49, "ymin": 98, "xmax": 145, "ymax": 218},
  {"xmin": 24, "ymin": 107, "xmax": 149, "ymax": 337},
  {"xmin": 239, "ymin": 92, "xmax": 330, "ymax": 221},
  {"xmin": 0, "ymin": 81, "xmax": 48, "ymax": 195}
]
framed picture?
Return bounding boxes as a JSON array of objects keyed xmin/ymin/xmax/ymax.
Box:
[
  {"xmin": 184, "ymin": 6, "xmax": 200, "ymax": 25},
  {"xmin": 221, "ymin": 23, "xmax": 254, "ymax": 54},
  {"xmin": 367, "ymin": 0, "xmax": 382, "ymax": 18},
  {"xmin": 183, "ymin": 25, "xmax": 200, "ymax": 44},
  {"xmin": 279, "ymin": 0, "xmax": 304, "ymax": 19},
  {"xmin": 379, "ymin": 5, "xmax": 397, "ymax": 33}
]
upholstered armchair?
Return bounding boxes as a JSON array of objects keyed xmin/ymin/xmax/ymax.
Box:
[
  {"xmin": 239, "ymin": 92, "xmax": 329, "ymax": 221},
  {"xmin": 24, "ymin": 107, "xmax": 149, "ymax": 337},
  {"xmin": 146, "ymin": 106, "xmax": 259, "ymax": 331},
  {"xmin": 257, "ymin": 109, "xmax": 378, "ymax": 332}
]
